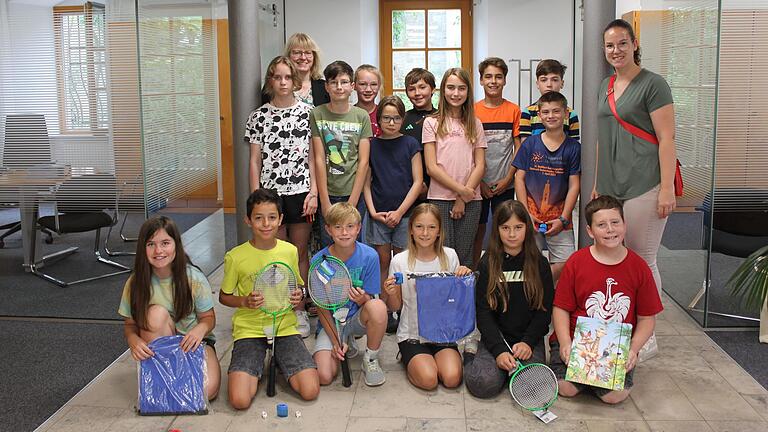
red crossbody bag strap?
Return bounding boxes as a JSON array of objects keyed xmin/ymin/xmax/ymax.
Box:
[
  {"xmin": 607, "ymin": 74, "xmax": 683, "ymax": 196},
  {"xmin": 607, "ymin": 75, "xmax": 659, "ymax": 145}
]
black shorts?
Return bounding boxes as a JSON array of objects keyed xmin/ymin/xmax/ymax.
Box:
[
  {"xmin": 398, "ymin": 340, "xmax": 459, "ymax": 367},
  {"xmin": 281, "ymin": 192, "xmax": 309, "ymax": 225}
]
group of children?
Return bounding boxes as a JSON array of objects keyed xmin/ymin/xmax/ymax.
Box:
[{"xmin": 117, "ymin": 52, "xmax": 663, "ymax": 410}]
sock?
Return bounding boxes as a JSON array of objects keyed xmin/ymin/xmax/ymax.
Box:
[{"xmin": 364, "ymin": 347, "xmax": 379, "ymax": 362}]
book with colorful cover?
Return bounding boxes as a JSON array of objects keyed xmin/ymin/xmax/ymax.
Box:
[{"xmin": 565, "ymin": 316, "xmax": 633, "ymax": 391}]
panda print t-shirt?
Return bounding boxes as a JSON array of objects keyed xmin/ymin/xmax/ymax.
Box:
[{"xmin": 245, "ymin": 101, "xmax": 313, "ymax": 195}]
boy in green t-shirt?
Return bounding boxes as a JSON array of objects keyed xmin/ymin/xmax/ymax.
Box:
[
  {"xmin": 310, "ymin": 60, "xmax": 373, "ymax": 246},
  {"xmin": 219, "ymin": 189, "xmax": 320, "ymax": 409}
]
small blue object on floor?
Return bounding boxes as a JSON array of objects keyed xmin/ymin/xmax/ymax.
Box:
[
  {"xmin": 138, "ymin": 335, "xmax": 208, "ymax": 415},
  {"xmin": 277, "ymin": 403, "xmax": 289, "ymax": 417}
]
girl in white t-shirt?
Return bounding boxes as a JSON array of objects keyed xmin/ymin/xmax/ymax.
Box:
[
  {"xmin": 422, "ymin": 68, "xmax": 487, "ymax": 268},
  {"xmin": 245, "ymin": 56, "xmax": 317, "ymax": 336},
  {"xmin": 383, "ymin": 203, "xmax": 471, "ymax": 390}
]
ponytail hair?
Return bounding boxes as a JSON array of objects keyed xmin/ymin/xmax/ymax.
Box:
[{"xmin": 603, "ymin": 18, "xmax": 642, "ymax": 65}]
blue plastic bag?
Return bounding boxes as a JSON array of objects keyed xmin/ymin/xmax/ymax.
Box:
[
  {"xmin": 415, "ymin": 273, "xmax": 476, "ymax": 343},
  {"xmin": 138, "ymin": 335, "xmax": 208, "ymax": 415}
]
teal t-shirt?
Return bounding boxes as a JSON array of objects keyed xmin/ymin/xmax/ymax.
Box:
[
  {"xmin": 118, "ymin": 265, "xmax": 216, "ymax": 340},
  {"xmin": 596, "ymin": 69, "xmax": 673, "ymax": 200},
  {"xmin": 310, "ymin": 104, "xmax": 372, "ymax": 196}
]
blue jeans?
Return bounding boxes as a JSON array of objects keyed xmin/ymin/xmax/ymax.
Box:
[{"xmin": 318, "ymin": 194, "xmax": 367, "ymax": 247}]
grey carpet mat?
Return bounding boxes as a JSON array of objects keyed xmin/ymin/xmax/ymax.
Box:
[
  {"xmin": 661, "ymin": 211, "xmax": 704, "ymax": 250},
  {"xmin": 0, "ymin": 320, "xmax": 126, "ymax": 432},
  {"xmin": 706, "ymin": 330, "xmax": 768, "ymax": 392},
  {"xmin": 0, "ymin": 209, "xmax": 227, "ymax": 320}
]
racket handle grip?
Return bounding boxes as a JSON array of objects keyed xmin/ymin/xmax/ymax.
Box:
[
  {"xmin": 341, "ymin": 358, "xmax": 352, "ymax": 387},
  {"xmin": 267, "ymin": 360, "xmax": 277, "ymax": 397}
]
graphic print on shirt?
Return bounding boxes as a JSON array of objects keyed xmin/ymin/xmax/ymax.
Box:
[
  {"xmin": 585, "ymin": 278, "xmax": 630, "ymax": 323},
  {"xmin": 526, "ymin": 150, "xmax": 564, "ymax": 222},
  {"xmin": 316, "ymin": 120, "xmax": 362, "ymax": 176}
]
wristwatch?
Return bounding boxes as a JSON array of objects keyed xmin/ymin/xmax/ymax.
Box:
[{"xmin": 558, "ymin": 216, "xmax": 570, "ymax": 227}]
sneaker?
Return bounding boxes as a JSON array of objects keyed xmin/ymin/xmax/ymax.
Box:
[
  {"xmin": 362, "ymin": 357, "xmax": 386, "ymax": 386},
  {"xmin": 296, "ymin": 310, "xmax": 311, "ymax": 338},
  {"xmin": 345, "ymin": 334, "xmax": 359, "ymax": 359},
  {"xmin": 386, "ymin": 311, "xmax": 399, "ymax": 334}
]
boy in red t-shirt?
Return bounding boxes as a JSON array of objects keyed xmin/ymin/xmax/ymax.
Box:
[{"xmin": 551, "ymin": 195, "xmax": 663, "ymax": 404}]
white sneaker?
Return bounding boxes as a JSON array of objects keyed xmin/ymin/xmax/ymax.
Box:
[
  {"xmin": 296, "ymin": 310, "xmax": 311, "ymax": 338},
  {"xmin": 362, "ymin": 357, "xmax": 386, "ymax": 386}
]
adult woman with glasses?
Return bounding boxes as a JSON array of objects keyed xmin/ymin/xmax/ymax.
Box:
[
  {"xmin": 594, "ymin": 19, "xmax": 678, "ymax": 299},
  {"xmin": 261, "ymin": 33, "xmax": 330, "ymax": 107}
]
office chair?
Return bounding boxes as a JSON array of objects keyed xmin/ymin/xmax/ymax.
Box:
[
  {"xmin": 0, "ymin": 114, "xmax": 55, "ymax": 248},
  {"xmin": 32, "ymin": 173, "xmax": 131, "ymax": 287}
]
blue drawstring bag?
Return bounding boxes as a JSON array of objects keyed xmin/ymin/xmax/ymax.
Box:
[
  {"xmin": 138, "ymin": 335, "xmax": 208, "ymax": 415},
  {"xmin": 415, "ymin": 273, "xmax": 476, "ymax": 343}
]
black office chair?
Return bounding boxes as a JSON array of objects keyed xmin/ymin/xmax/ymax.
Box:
[
  {"xmin": 0, "ymin": 114, "xmax": 55, "ymax": 248},
  {"xmin": 32, "ymin": 173, "xmax": 131, "ymax": 287}
]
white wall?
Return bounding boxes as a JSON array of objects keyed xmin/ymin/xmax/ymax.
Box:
[{"xmin": 284, "ymin": 0, "xmax": 576, "ymax": 108}]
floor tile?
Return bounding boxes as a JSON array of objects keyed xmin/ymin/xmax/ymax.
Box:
[
  {"xmin": 545, "ymin": 393, "xmax": 644, "ymax": 421},
  {"xmin": 741, "ymin": 394, "xmax": 768, "ymax": 422},
  {"xmin": 350, "ymin": 372, "xmax": 464, "ymax": 419},
  {"xmin": 45, "ymin": 406, "xmax": 124, "ymax": 432},
  {"xmin": 706, "ymin": 421, "xmax": 768, "ymax": 432},
  {"xmin": 406, "ymin": 418, "xmax": 466, "ymax": 431},
  {"xmin": 586, "ymin": 420, "xmax": 651, "ymax": 432},
  {"xmin": 106, "ymin": 410, "xmax": 174, "ymax": 432},
  {"xmin": 699, "ymin": 348, "xmax": 768, "ymax": 395},
  {"xmin": 655, "ymin": 319, "xmax": 680, "ymax": 336},
  {"xmin": 646, "ymin": 420, "xmax": 714, "ymax": 432},
  {"xmin": 641, "ymin": 336, "xmax": 713, "ymax": 374},
  {"xmin": 671, "ymin": 371, "xmax": 763, "ymax": 421},
  {"xmin": 67, "ymin": 360, "xmax": 137, "ymax": 409},
  {"xmin": 169, "ymin": 409, "xmax": 236, "ymax": 432},
  {"xmin": 346, "ymin": 417, "xmax": 407, "ymax": 432},
  {"xmin": 463, "ymin": 391, "xmax": 527, "ymax": 422},
  {"xmin": 630, "ymin": 370, "xmax": 702, "ymax": 421},
  {"xmin": 467, "ymin": 417, "xmax": 589, "ymax": 432}
]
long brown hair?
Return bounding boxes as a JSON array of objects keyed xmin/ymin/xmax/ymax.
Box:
[
  {"xmin": 434, "ymin": 68, "xmax": 480, "ymax": 144},
  {"xmin": 406, "ymin": 203, "xmax": 449, "ymax": 271},
  {"xmin": 130, "ymin": 216, "xmax": 193, "ymax": 330},
  {"xmin": 485, "ymin": 200, "xmax": 545, "ymax": 312}
]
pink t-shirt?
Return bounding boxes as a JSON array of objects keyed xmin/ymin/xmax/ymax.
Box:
[{"xmin": 422, "ymin": 116, "xmax": 488, "ymax": 201}]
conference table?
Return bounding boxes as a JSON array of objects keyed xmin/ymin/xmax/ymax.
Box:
[{"xmin": 0, "ymin": 164, "xmax": 71, "ymax": 271}]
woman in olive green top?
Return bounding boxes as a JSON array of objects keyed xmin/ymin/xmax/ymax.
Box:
[{"xmin": 594, "ymin": 19, "xmax": 677, "ymax": 293}]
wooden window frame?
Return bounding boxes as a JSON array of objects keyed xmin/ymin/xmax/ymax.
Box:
[
  {"xmin": 53, "ymin": 2, "xmax": 107, "ymax": 135},
  {"xmin": 379, "ymin": 0, "xmax": 473, "ymax": 97}
]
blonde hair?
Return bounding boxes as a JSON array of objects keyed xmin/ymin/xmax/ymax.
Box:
[
  {"xmin": 406, "ymin": 203, "xmax": 449, "ymax": 271},
  {"xmin": 354, "ymin": 64, "xmax": 383, "ymax": 98},
  {"xmin": 284, "ymin": 33, "xmax": 322, "ymax": 80},
  {"xmin": 324, "ymin": 202, "xmax": 361, "ymax": 226},
  {"xmin": 435, "ymin": 68, "xmax": 480, "ymax": 144},
  {"xmin": 261, "ymin": 56, "xmax": 302, "ymax": 99}
]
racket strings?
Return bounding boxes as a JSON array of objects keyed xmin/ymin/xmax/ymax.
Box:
[
  {"xmin": 253, "ymin": 265, "xmax": 296, "ymax": 315},
  {"xmin": 308, "ymin": 262, "xmax": 351, "ymax": 309},
  {"xmin": 510, "ymin": 365, "xmax": 559, "ymax": 410}
]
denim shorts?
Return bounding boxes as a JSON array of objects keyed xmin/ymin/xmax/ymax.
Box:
[
  {"xmin": 312, "ymin": 312, "xmax": 367, "ymax": 354},
  {"xmin": 366, "ymin": 215, "xmax": 409, "ymax": 250},
  {"xmin": 228, "ymin": 335, "xmax": 316, "ymax": 379}
]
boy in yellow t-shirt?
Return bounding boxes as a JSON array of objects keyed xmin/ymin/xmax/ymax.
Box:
[{"xmin": 219, "ymin": 189, "xmax": 320, "ymax": 409}]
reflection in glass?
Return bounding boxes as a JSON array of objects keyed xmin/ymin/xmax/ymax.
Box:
[
  {"xmin": 392, "ymin": 10, "xmax": 425, "ymax": 48},
  {"xmin": 428, "ymin": 9, "xmax": 461, "ymax": 48},
  {"xmin": 428, "ymin": 50, "xmax": 461, "ymax": 85},
  {"xmin": 392, "ymin": 51, "xmax": 425, "ymax": 89}
]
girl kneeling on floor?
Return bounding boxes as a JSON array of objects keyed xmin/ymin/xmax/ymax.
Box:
[
  {"xmin": 383, "ymin": 203, "xmax": 472, "ymax": 390},
  {"xmin": 118, "ymin": 215, "xmax": 221, "ymax": 400},
  {"xmin": 463, "ymin": 200, "xmax": 554, "ymax": 398}
]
